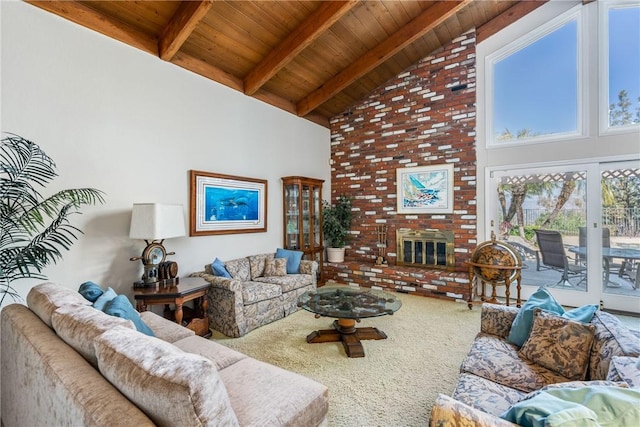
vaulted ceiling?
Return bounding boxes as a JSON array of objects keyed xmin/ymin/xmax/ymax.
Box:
[{"xmin": 26, "ymin": 1, "xmax": 548, "ymax": 128}]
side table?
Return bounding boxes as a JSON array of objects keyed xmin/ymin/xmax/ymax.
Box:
[{"xmin": 134, "ymin": 276, "xmax": 211, "ymax": 338}]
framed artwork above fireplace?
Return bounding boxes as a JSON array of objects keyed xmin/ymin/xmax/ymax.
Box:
[{"xmin": 396, "ymin": 164, "xmax": 454, "ymax": 214}]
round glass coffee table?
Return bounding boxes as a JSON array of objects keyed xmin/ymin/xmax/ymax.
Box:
[{"xmin": 297, "ymin": 286, "xmax": 402, "ymax": 358}]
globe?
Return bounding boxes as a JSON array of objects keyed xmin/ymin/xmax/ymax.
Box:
[{"xmin": 470, "ymin": 240, "xmax": 522, "ymax": 282}]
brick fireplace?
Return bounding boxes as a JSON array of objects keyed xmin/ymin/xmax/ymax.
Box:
[{"xmin": 323, "ymin": 30, "xmax": 477, "ymax": 302}]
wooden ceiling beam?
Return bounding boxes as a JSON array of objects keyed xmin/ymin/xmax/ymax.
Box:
[
  {"xmin": 476, "ymin": 0, "xmax": 550, "ymax": 43},
  {"xmin": 296, "ymin": 0, "xmax": 472, "ymax": 117},
  {"xmin": 243, "ymin": 1, "xmax": 359, "ymax": 96},
  {"xmin": 171, "ymin": 51, "xmax": 244, "ymax": 91},
  {"xmin": 171, "ymin": 52, "xmax": 329, "ymax": 128},
  {"xmin": 25, "ymin": 0, "xmax": 158, "ymax": 55},
  {"xmin": 159, "ymin": 0, "xmax": 213, "ymax": 61}
]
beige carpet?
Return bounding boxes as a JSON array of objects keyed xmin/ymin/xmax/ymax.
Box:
[{"xmin": 210, "ymin": 287, "xmax": 482, "ymax": 427}]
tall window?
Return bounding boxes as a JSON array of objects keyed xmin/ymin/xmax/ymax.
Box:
[
  {"xmin": 489, "ymin": 13, "xmax": 580, "ymax": 145},
  {"xmin": 604, "ymin": 3, "xmax": 640, "ymax": 130}
]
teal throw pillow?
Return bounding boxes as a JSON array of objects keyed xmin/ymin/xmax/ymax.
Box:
[
  {"xmin": 211, "ymin": 258, "xmax": 232, "ymax": 278},
  {"xmin": 500, "ymin": 390, "xmax": 599, "ymax": 427},
  {"xmin": 507, "ymin": 287, "xmax": 564, "ymax": 347},
  {"xmin": 501, "ymin": 386, "xmax": 640, "ymax": 427},
  {"xmin": 275, "ymin": 248, "xmax": 303, "ymax": 274},
  {"xmin": 508, "ymin": 287, "xmax": 600, "ymax": 347},
  {"xmin": 104, "ymin": 295, "xmax": 155, "ymax": 337},
  {"xmin": 563, "ymin": 304, "xmax": 599, "ymax": 323},
  {"xmin": 93, "ymin": 287, "xmax": 118, "ymax": 311},
  {"xmin": 78, "ymin": 281, "xmax": 104, "ymax": 302}
]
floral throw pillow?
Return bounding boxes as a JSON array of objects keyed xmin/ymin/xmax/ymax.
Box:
[
  {"xmin": 519, "ymin": 308, "xmax": 596, "ymax": 381},
  {"xmin": 264, "ymin": 257, "xmax": 287, "ymax": 277}
]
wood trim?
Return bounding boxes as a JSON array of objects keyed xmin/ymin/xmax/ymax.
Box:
[
  {"xmin": 476, "ymin": 0, "xmax": 550, "ymax": 43},
  {"xmin": 170, "ymin": 52, "xmax": 329, "ymax": 128},
  {"xmin": 243, "ymin": 1, "xmax": 358, "ymax": 96},
  {"xmin": 159, "ymin": 0, "xmax": 213, "ymax": 61},
  {"xmin": 171, "ymin": 51, "xmax": 244, "ymax": 91},
  {"xmin": 25, "ymin": 0, "xmax": 158, "ymax": 56},
  {"xmin": 296, "ymin": 0, "xmax": 471, "ymax": 117}
]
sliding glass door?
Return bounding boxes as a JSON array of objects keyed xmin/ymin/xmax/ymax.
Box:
[
  {"xmin": 488, "ymin": 160, "xmax": 640, "ymax": 313},
  {"xmin": 599, "ymin": 160, "xmax": 640, "ymax": 313}
]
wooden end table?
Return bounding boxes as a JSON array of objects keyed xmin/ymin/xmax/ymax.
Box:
[{"xmin": 134, "ymin": 276, "xmax": 211, "ymax": 338}]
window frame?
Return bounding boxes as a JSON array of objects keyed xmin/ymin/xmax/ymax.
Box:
[
  {"xmin": 598, "ymin": 0, "xmax": 640, "ymax": 136},
  {"xmin": 485, "ymin": 6, "xmax": 585, "ymax": 148}
]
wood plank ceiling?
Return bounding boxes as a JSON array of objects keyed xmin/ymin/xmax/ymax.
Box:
[{"xmin": 26, "ymin": 0, "xmax": 548, "ymax": 128}]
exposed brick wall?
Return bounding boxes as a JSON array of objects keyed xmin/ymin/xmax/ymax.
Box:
[{"xmin": 325, "ymin": 29, "xmax": 477, "ymax": 303}]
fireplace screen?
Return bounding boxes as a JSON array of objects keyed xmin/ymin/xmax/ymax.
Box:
[{"xmin": 396, "ymin": 228, "xmax": 454, "ymax": 270}]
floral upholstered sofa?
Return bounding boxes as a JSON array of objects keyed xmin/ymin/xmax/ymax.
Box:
[
  {"xmin": 191, "ymin": 251, "xmax": 318, "ymax": 337},
  {"xmin": 429, "ymin": 299, "xmax": 640, "ymax": 426}
]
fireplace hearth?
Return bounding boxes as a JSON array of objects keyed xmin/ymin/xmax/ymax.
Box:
[{"xmin": 396, "ymin": 228, "xmax": 455, "ymax": 270}]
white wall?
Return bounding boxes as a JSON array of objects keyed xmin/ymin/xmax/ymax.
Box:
[{"xmin": 0, "ymin": 1, "xmax": 330, "ymax": 304}]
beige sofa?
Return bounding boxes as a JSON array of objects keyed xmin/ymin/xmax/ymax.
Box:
[
  {"xmin": 429, "ymin": 303, "xmax": 640, "ymax": 426},
  {"xmin": 191, "ymin": 252, "xmax": 318, "ymax": 337},
  {"xmin": 1, "ymin": 282, "xmax": 328, "ymax": 427}
]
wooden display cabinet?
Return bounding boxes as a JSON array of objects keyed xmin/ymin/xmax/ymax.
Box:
[{"xmin": 281, "ymin": 176, "xmax": 324, "ymax": 281}]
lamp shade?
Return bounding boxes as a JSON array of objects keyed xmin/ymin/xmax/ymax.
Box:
[{"xmin": 129, "ymin": 203, "xmax": 186, "ymax": 240}]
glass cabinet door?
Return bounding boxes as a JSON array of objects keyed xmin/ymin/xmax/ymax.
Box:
[
  {"xmin": 313, "ymin": 186, "xmax": 321, "ymax": 247},
  {"xmin": 285, "ymin": 184, "xmax": 299, "ymax": 250},
  {"xmin": 302, "ymin": 184, "xmax": 310, "ymax": 249},
  {"xmin": 281, "ymin": 176, "xmax": 325, "ymax": 281}
]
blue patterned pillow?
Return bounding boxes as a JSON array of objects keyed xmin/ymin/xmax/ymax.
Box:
[
  {"xmin": 275, "ymin": 248, "xmax": 303, "ymax": 274},
  {"xmin": 508, "ymin": 287, "xmax": 598, "ymax": 347},
  {"xmin": 103, "ymin": 295, "xmax": 155, "ymax": 337},
  {"xmin": 78, "ymin": 281, "xmax": 104, "ymax": 302},
  {"xmin": 508, "ymin": 287, "xmax": 565, "ymax": 347}
]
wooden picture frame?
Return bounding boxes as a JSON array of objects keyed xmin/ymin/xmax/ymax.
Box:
[
  {"xmin": 190, "ymin": 170, "xmax": 267, "ymax": 236},
  {"xmin": 396, "ymin": 164, "xmax": 454, "ymax": 214}
]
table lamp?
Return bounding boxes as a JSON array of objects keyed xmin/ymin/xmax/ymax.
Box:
[{"xmin": 129, "ymin": 203, "xmax": 186, "ymax": 287}]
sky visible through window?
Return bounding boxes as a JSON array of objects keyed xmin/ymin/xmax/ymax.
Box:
[
  {"xmin": 609, "ymin": 6, "xmax": 640, "ymax": 121},
  {"xmin": 493, "ymin": 21, "xmax": 577, "ymax": 138},
  {"xmin": 493, "ymin": 5, "xmax": 640, "ymax": 139}
]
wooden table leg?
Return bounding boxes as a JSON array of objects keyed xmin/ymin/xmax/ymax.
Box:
[
  {"xmin": 201, "ymin": 294, "xmax": 209, "ymax": 317},
  {"xmin": 505, "ymin": 277, "xmax": 511, "ymax": 306},
  {"xmin": 175, "ymin": 303, "xmax": 183, "ymax": 326},
  {"xmin": 306, "ymin": 318, "xmax": 388, "ymax": 358}
]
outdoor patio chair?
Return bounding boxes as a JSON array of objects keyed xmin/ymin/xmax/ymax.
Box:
[
  {"xmin": 534, "ymin": 229, "xmax": 587, "ymax": 288},
  {"xmin": 578, "ymin": 227, "xmax": 626, "ymax": 288}
]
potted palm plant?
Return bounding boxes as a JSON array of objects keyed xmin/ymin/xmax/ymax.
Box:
[
  {"xmin": 0, "ymin": 133, "xmax": 105, "ymax": 306},
  {"xmin": 322, "ymin": 195, "xmax": 352, "ymax": 263}
]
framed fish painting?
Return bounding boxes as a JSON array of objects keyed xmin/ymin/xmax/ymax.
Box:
[{"xmin": 190, "ymin": 170, "xmax": 267, "ymax": 236}]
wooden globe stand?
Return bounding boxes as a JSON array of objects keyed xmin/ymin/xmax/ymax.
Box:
[{"xmin": 467, "ymin": 262, "xmax": 522, "ymax": 310}]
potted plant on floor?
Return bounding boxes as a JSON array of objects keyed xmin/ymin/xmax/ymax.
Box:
[
  {"xmin": 0, "ymin": 133, "xmax": 105, "ymax": 306},
  {"xmin": 322, "ymin": 195, "xmax": 352, "ymax": 263}
]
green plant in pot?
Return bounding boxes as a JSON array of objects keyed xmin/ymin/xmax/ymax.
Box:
[
  {"xmin": 0, "ymin": 133, "xmax": 105, "ymax": 306},
  {"xmin": 322, "ymin": 195, "xmax": 352, "ymax": 263}
]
